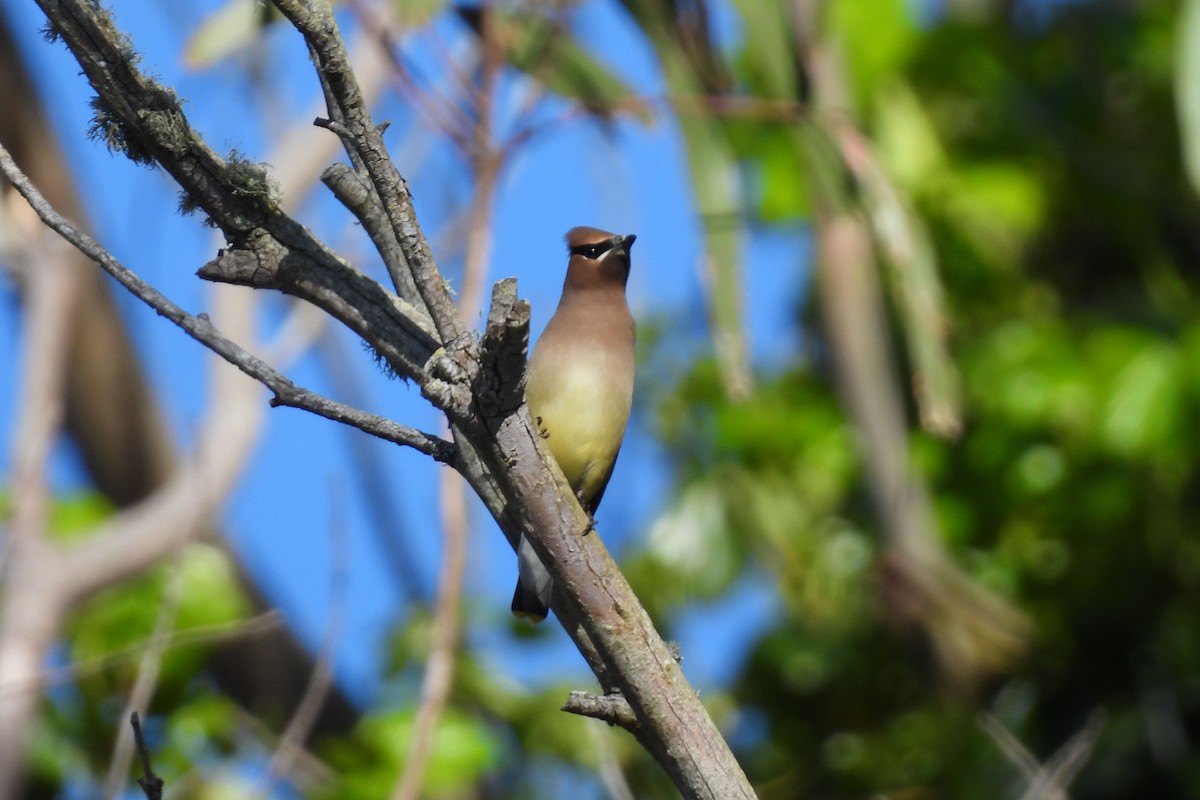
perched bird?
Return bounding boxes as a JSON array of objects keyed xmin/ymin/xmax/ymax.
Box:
[{"xmin": 512, "ymin": 227, "xmax": 637, "ymax": 623}]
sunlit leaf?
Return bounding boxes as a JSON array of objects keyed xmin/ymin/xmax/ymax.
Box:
[
  {"xmin": 874, "ymin": 79, "xmax": 947, "ymax": 191},
  {"xmin": 938, "ymin": 162, "xmax": 1046, "ymax": 267},
  {"xmin": 1097, "ymin": 338, "xmax": 1183, "ymax": 458},
  {"xmin": 184, "ymin": 0, "xmax": 269, "ymax": 69}
]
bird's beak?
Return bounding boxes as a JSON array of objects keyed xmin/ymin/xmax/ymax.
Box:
[{"xmin": 615, "ymin": 234, "xmax": 636, "ymax": 256}]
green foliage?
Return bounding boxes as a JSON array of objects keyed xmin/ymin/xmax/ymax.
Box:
[
  {"xmin": 28, "ymin": 538, "xmax": 255, "ymax": 787},
  {"xmin": 67, "ymin": 544, "xmax": 251, "ymax": 682},
  {"xmin": 626, "ymin": 1, "xmax": 1200, "ymax": 797},
  {"xmin": 828, "ymin": 0, "xmax": 917, "ymax": 110},
  {"xmin": 320, "ymin": 708, "xmax": 500, "ymax": 799}
]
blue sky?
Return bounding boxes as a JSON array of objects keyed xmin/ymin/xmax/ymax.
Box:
[{"xmin": 0, "ymin": 0, "xmax": 806, "ymax": 706}]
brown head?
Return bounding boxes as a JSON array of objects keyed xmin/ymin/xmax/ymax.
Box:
[{"xmin": 562, "ymin": 226, "xmax": 636, "ymax": 292}]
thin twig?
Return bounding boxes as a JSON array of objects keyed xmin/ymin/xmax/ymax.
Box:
[
  {"xmin": 390, "ymin": 39, "xmax": 500, "ymax": 786},
  {"xmin": 0, "ymin": 144, "xmax": 455, "ymax": 465},
  {"xmin": 828, "ymin": 116, "xmax": 962, "ymax": 438},
  {"xmin": 346, "ymin": 0, "xmax": 473, "ymax": 155},
  {"xmin": 0, "ymin": 612, "xmax": 284, "ymax": 696},
  {"xmin": 130, "ymin": 712, "xmax": 164, "ymax": 800},
  {"xmin": 273, "ymin": 0, "xmax": 466, "ymax": 346},
  {"xmin": 455, "ymin": 11, "xmax": 503, "ymax": 325},
  {"xmin": 5, "ymin": 235, "xmax": 73, "ymax": 555},
  {"xmin": 102, "ymin": 557, "xmax": 187, "ymax": 798},
  {"xmin": 266, "ymin": 484, "xmax": 350, "ymax": 783},
  {"xmin": 1019, "ymin": 709, "xmax": 1106, "ymax": 800},
  {"xmin": 390, "ymin": 461, "xmax": 469, "ymax": 800},
  {"xmin": 272, "ymin": 30, "xmax": 392, "ymax": 206},
  {"xmin": 593, "ymin": 721, "xmax": 637, "ymax": 800},
  {"xmin": 981, "ymin": 709, "xmax": 1106, "ymax": 800},
  {"xmin": 321, "ymin": 163, "xmax": 427, "ymax": 314},
  {"xmin": 979, "ymin": 713, "xmax": 1042, "ymax": 779}
]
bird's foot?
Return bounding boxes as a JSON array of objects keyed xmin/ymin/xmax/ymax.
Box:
[
  {"xmin": 577, "ymin": 494, "xmax": 597, "ymax": 535},
  {"xmin": 535, "ymin": 416, "xmax": 550, "ymax": 439}
]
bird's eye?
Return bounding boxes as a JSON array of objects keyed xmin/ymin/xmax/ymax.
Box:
[{"xmin": 569, "ymin": 242, "xmax": 612, "ymax": 260}]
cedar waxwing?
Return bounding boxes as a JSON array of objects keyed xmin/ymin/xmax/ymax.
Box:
[{"xmin": 511, "ymin": 227, "xmax": 637, "ymax": 623}]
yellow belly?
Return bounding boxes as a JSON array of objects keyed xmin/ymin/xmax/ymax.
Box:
[{"xmin": 527, "ymin": 359, "xmax": 631, "ymax": 506}]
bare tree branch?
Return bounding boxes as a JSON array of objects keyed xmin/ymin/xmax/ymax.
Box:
[
  {"xmin": 981, "ymin": 709, "xmax": 1106, "ymax": 800},
  {"xmin": 390, "ymin": 463, "xmax": 469, "ymax": 800},
  {"xmin": 0, "ymin": 145, "xmax": 454, "ymax": 465},
  {"xmin": 271, "ymin": 0, "xmax": 464, "ymax": 347},
  {"xmin": 563, "ymin": 691, "xmax": 639, "ymax": 730},
  {"xmin": 266, "ymin": 489, "xmax": 349, "ymax": 784},
  {"xmin": 0, "ymin": 5, "xmax": 363, "ymax": 757},
  {"xmin": 22, "ymin": 2, "xmax": 761, "ymax": 795},
  {"xmin": 392, "ymin": 56, "xmax": 500, "ymax": 785}
]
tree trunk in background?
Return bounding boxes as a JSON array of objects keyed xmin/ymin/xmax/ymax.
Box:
[{"xmin": 0, "ymin": 12, "xmax": 358, "ymax": 740}]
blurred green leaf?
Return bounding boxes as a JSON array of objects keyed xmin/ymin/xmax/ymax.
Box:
[
  {"xmin": 874, "ymin": 79, "xmax": 947, "ymax": 193},
  {"xmin": 938, "ymin": 162, "xmax": 1046, "ymax": 266},
  {"xmin": 1094, "ymin": 335, "xmax": 1184, "ymax": 458},
  {"xmin": 827, "ymin": 0, "xmax": 916, "ymax": 108},
  {"xmin": 322, "ymin": 709, "xmax": 500, "ymax": 799},
  {"xmin": 755, "ymin": 130, "xmax": 809, "ymax": 221},
  {"xmin": 52, "ymin": 492, "xmax": 115, "ymax": 541},
  {"xmin": 728, "ymin": 0, "xmax": 796, "ymax": 99},
  {"xmin": 66, "ymin": 544, "xmax": 251, "ymax": 695}
]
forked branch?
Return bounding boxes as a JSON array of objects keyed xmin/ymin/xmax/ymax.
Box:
[{"xmin": 24, "ymin": 1, "xmax": 759, "ymax": 796}]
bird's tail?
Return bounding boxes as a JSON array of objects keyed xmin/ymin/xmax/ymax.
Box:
[
  {"xmin": 511, "ymin": 580, "xmax": 549, "ymax": 623},
  {"xmin": 512, "ymin": 534, "xmax": 553, "ymax": 623}
]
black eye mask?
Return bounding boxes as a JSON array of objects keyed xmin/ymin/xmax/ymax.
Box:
[{"xmin": 569, "ymin": 240, "xmax": 615, "ymax": 260}]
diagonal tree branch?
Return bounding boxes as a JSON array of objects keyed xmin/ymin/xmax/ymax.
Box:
[
  {"xmin": 0, "ymin": 144, "xmax": 453, "ymax": 465},
  {"xmin": 38, "ymin": 0, "xmax": 438, "ymax": 378},
  {"xmin": 25, "ymin": 2, "xmax": 760, "ymax": 796}
]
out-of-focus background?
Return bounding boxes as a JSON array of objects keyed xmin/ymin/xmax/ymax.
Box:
[{"xmin": 1, "ymin": 0, "xmax": 1199, "ymax": 797}]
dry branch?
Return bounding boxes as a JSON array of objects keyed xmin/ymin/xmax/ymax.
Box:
[{"xmin": 23, "ymin": 1, "xmax": 759, "ymax": 796}]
